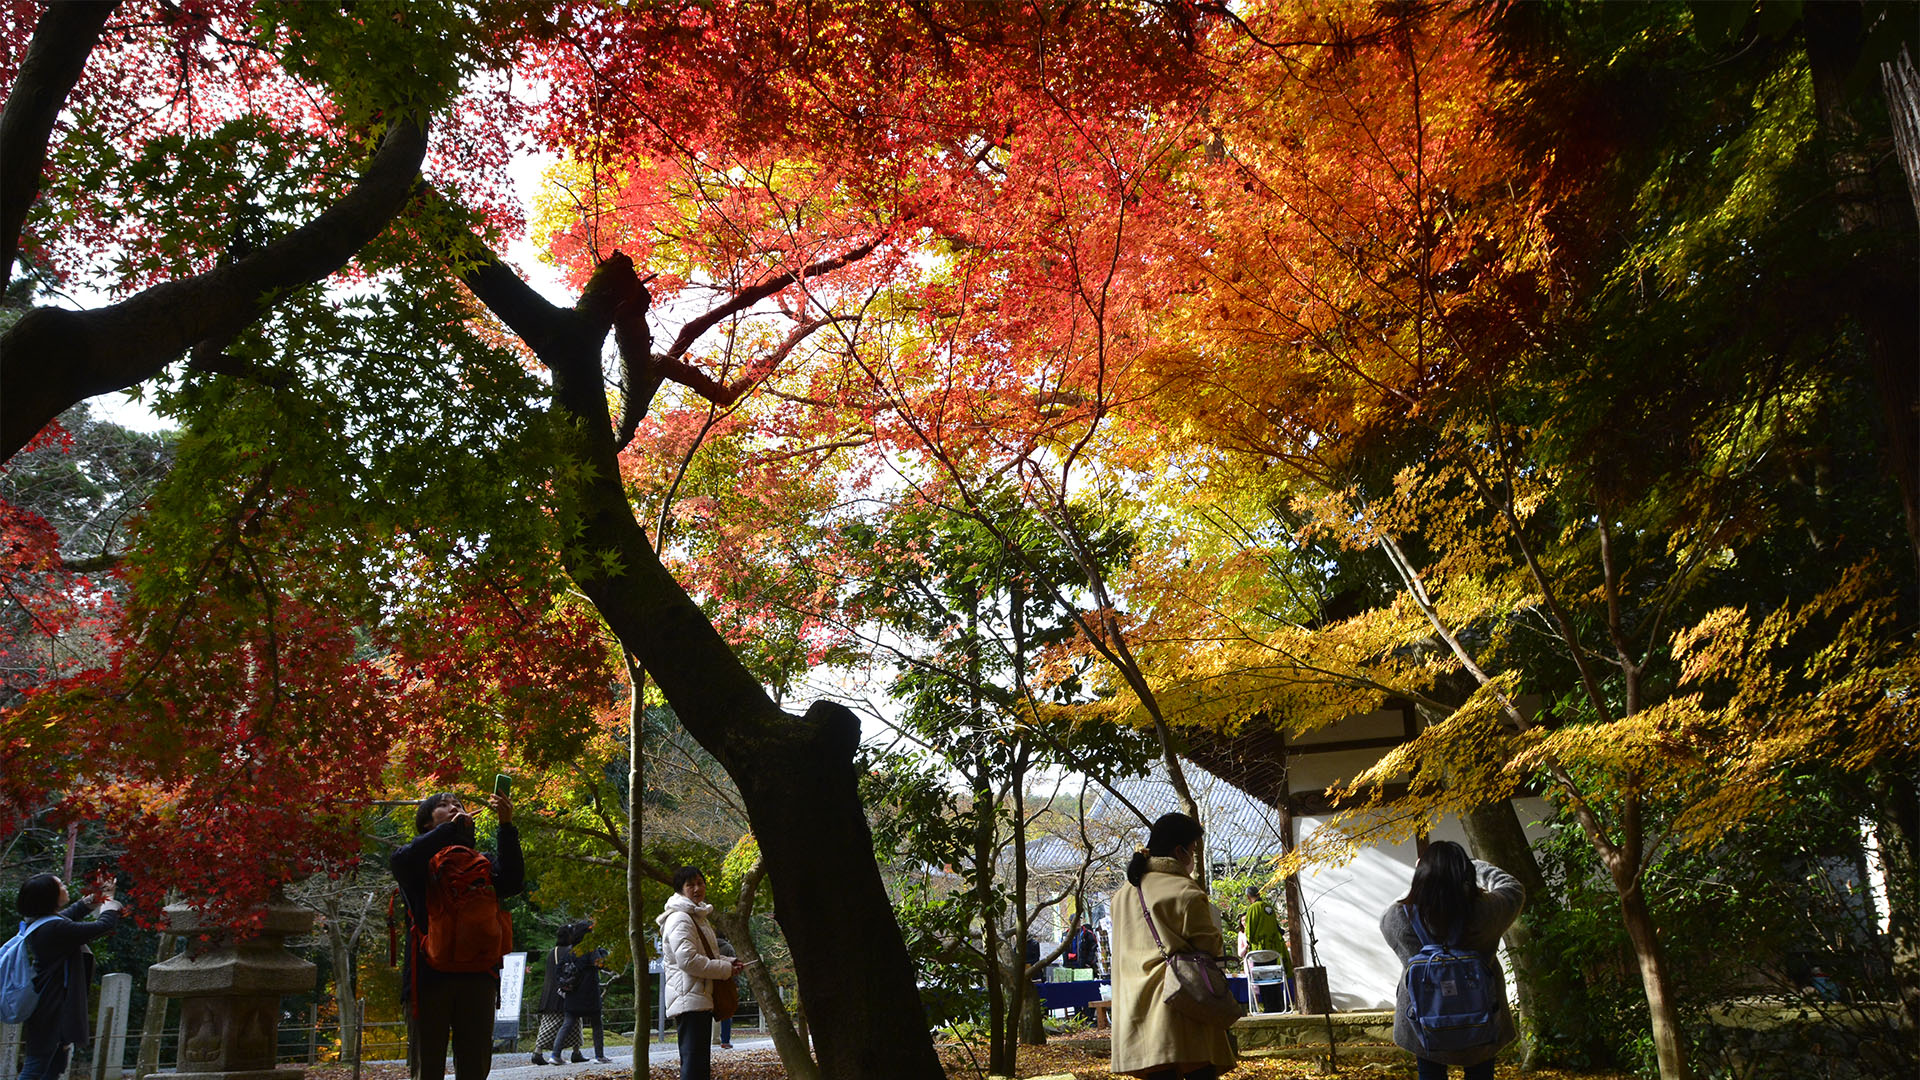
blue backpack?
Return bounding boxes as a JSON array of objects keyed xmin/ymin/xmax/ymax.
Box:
[
  {"xmin": 0, "ymin": 916, "xmax": 60, "ymax": 1023},
  {"xmin": 1402, "ymin": 905, "xmax": 1498, "ymax": 1053}
]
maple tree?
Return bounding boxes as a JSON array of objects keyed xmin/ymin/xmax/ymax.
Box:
[
  {"xmin": 1119, "ymin": 5, "xmax": 1918, "ymax": 1078},
  {"xmin": 4, "ymin": 2, "xmax": 1233, "ymax": 1074},
  {"xmin": 8, "ymin": 5, "xmax": 1911, "ymax": 1079}
]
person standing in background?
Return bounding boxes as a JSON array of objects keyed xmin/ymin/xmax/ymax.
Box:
[
  {"xmin": 1240, "ymin": 885, "xmax": 1291, "ymax": 1012},
  {"xmin": 657, "ymin": 867, "xmax": 742, "ymax": 1080},
  {"xmin": 1067, "ymin": 920, "xmax": 1100, "ymax": 972},
  {"xmin": 13, "ymin": 873, "xmax": 127, "ymax": 1080}
]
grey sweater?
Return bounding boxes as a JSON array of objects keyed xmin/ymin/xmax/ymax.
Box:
[{"xmin": 1378, "ymin": 859, "xmax": 1525, "ymax": 1065}]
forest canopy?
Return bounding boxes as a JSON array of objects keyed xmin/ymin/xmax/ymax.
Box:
[{"xmin": 2, "ymin": 3, "xmax": 1915, "ymax": 1079}]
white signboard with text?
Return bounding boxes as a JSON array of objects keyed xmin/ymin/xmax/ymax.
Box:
[{"xmin": 495, "ymin": 951, "xmax": 528, "ymax": 1039}]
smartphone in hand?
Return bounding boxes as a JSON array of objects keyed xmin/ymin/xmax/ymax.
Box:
[{"xmin": 494, "ymin": 774, "xmax": 512, "ymax": 799}]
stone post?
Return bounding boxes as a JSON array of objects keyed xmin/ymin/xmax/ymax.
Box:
[
  {"xmin": 146, "ymin": 901, "xmax": 316, "ymax": 1080},
  {"xmin": 93, "ymin": 973, "xmax": 133, "ymax": 1080},
  {"xmin": 1, "ymin": 1021, "xmax": 21, "ymax": 1080}
]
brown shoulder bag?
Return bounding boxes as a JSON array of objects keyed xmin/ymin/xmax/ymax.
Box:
[
  {"xmin": 1137, "ymin": 882, "xmax": 1245, "ymax": 1028},
  {"xmin": 694, "ymin": 922, "xmax": 739, "ymax": 1020}
]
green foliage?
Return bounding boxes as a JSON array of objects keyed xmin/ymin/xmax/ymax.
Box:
[
  {"xmin": 261, "ymin": 1, "xmax": 528, "ymax": 124},
  {"xmin": 1525, "ymin": 776, "xmax": 1902, "ymax": 1074}
]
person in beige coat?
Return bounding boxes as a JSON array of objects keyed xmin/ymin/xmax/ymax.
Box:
[
  {"xmin": 657, "ymin": 867, "xmax": 743, "ymax": 1080},
  {"xmin": 1110, "ymin": 813, "xmax": 1237, "ymax": 1080}
]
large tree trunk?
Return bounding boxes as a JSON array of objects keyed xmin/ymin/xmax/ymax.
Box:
[
  {"xmin": 1803, "ymin": 1, "xmax": 1920, "ymax": 585},
  {"xmin": 458, "ymin": 250, "xmax": 942, "ymax": 1080},
  {"xmin": 709, "ymin": 905, "xmax": 821, "ymax": 1080},
  {"xmin": 721, "ymin": 704, "xmax": 943, "ymax": 1078},
  {"xmin": 1886, "ymin": 44, "xmax": 1920, "ymax": 226},
  {"xmin": 1460, "ymin": 799, "xmax": 1565, "ymax": 1068}
]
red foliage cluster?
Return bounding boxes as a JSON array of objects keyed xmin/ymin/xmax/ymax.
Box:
[
  {"xmin": 10, "ymin": 583, "xmax": 400, "ymax": 924},
  {"xmin": 0, "ymin": 422, "xmax": 123, "ymax": 831},
  {"xmin": 387, "ymin": 575, "xmax": 617, "ymax": 780},
  {"xmin": 2, "ymin": 493, "xmax": 611, "ymax": 928}
]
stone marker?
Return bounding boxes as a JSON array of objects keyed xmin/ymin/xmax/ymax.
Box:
[
  {"xmin": 1, "ymin": 1021, "xmax": 21, "ymax": 1080},
  {"xmin": 146, "ymin": 900, "xmax": 316, "ymax": 1080},
  {"xmin": 94, "ymin": 973, "xmax": 133, "ymax": 1080}
]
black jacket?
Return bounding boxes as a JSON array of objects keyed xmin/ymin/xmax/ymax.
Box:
[
  {"xmin": 388, "ymin": 817, "xmax": 524, "ymax": 1001},
  {"xmin": 536, "ymin": 920, "xmax": 590, "ymax": 1014},
  {"xmin": 564, "ymin": 945, "xmax": 605, "ymax": 1015},
  {"xmin": 24, "ymin": 900, "xmax": 123, "ymax": 1055}
]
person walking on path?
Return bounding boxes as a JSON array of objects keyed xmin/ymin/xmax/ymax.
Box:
[
  {"xmin": 531, "ymin": 921, "xmax": 586, "ymax": 1065},
  {"xmin": 1379, "ymin": 840, "xmax": 1525, "ymax": 1080},
  {"xmin": 12, "ymin": 873, "xmax": 126, "ymax": 1080},
  {"xmin": 657, "ymin": 867, "xmax": 742, "ymax": 1080},
  {"xmin": 1109, "ymin": 813, "xmax": 1236, "ymax": 1080},
  {"xmin": 390, "ymin": 790, "xmax": 523, "ymax": 1080},
  {"xmin": 564, "ymin": 921, "xmax": 612, "ymax": 1063}
]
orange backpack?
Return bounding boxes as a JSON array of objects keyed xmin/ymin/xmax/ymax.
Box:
[{"xmin": 420, "ymin": 846, "xmax": 513, "ymax": 972}]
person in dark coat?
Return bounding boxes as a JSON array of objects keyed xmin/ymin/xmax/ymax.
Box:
[
  {"xmin": 389, "ymin": 790, "xmax": 523, "ymax": 1080},
  {"xmin": 564, "ymin": 920, "xmax": 611, "ymax": 1063},
  {"xmin": 14, "ymin": 873, "xmax": 126, "ymax": 1080},
  {"xmin": 531, "ymin": 921, "xmax": 590, "ymax": 1064}
]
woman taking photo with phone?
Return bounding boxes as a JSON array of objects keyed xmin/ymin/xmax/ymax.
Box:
[
  {"xmin": 1380, "ymin": 840, "xmax": 1525, "ymax": 1080},
  {"xmin": 12, "ymin": 873, "xmax": 127, "ymax": 1080}
]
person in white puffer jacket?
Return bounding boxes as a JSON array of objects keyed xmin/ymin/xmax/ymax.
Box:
[{"xmin": 656, "ymin": 866, "xmax": 742, "ymax": 1080}]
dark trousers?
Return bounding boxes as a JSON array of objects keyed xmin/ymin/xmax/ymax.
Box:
[
  {"xmin": 676, "ymin": 1010, "xmax": 712, "ymax": 1080},
  {"xmin": 1142, "ymin": 1068, "xmax": 1218, "ymax": 1080},
  {"xmin": 17, "ymin": 1044, "xmax": 71, "ymax": 1080},
  {"xmin": 568, "ymin": 1011, "xmax": 605, "ymax": 1058},
  {"xmin": 1416, "ymin": 1059, "xmax": 1495, "ymax": 1080},
  {"xmin": 1254, "ymin": 981, "xmax": 1287, "ymax": 1012},
  {"xmin": 408, "ymin": 975, "xmax": 497, "ymax": 1080}
]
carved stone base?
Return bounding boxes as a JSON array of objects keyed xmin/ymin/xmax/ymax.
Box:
[{"xmin": 148, "ymin": 900, "xmax": 317, "ymax": 1080}]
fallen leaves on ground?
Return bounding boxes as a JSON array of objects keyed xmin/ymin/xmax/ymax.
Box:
[
  {"xmin": 620, "ymin": 1037, "xmax": 1640, "ymax": 1079},
  {"xmin": 307, "ymin": 1040, "xmax": 1638, "ymax": 1080}
]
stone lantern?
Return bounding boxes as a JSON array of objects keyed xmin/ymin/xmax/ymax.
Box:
[{"xmin": 146, "ymin": 899, "xmax": 316, "ymax": 1080}]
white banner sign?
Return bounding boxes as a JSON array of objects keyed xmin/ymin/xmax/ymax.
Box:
[{"xmin": 497, "ymin": 952, "xmax": 529, "ymax": 1021}]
